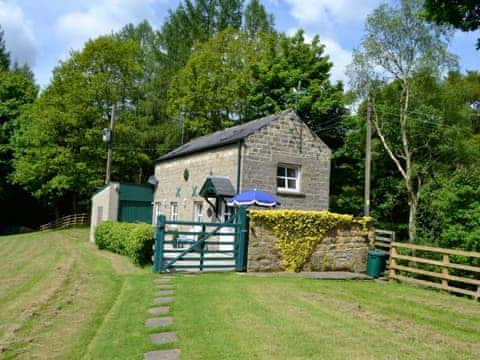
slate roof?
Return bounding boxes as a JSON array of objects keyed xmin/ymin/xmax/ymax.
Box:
[
  {"xmin": 199, "ymin": 176, "xmax": 236, "ymax": 197},
  {"xmin": 157, "ymin": 109, "xmax": 294, "ymax": 162}
]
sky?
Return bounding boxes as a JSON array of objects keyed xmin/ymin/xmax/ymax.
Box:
[{"xmin": 0, "ymin": 0, "xmax": 478, "ymax": 88}]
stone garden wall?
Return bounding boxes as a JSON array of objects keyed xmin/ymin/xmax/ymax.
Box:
[{"xmin": 247, "ymin": 220, "xmax": 374, "ymax": 273}]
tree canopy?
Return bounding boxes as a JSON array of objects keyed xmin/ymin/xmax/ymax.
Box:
[
  {"xmin": 424, "ymin": 0, "xmax": 480, "ymax": 49},
  {"xmin": 347, "ymin": 0, "xmax": 457, "ymax": 241}
]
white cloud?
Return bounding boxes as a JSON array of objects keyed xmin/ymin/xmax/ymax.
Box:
[
  {"xmin": 287, "ymin": 28, "xmax": 351, "ymax": 84},
  {"xmin": 284, "ymin": 0, "xmax": 378, "ymax": 27},
  {"xmin": 55, "ymin": 0, "xmax": 165, "ymax": 52},
  {"xmin": 0, "ymin": 1, "xmax": 38, "ymax": 66},
  {"xmin": 322, "ymin": 37, "xmax": 352, "ymax": 84}
]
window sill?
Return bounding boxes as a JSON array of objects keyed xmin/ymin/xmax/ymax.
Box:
[{"xmin": 276, "ymin": 190, "xmax": 306, "ymax": 198}]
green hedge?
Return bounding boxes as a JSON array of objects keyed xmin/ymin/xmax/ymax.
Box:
[{"xmin": 94, "ymin": 221, "xmax": 154, "ymax": 266}]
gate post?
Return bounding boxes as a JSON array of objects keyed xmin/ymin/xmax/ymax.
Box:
[
  {"xmin": 153, "ymin": 215, "xmax": 166, "ymax": 273},
  {"xmin": 199, "ymin": 224, "xmax": 206, "ymax": 271},
  {"xmin": 235, "ymin": 206, "xmax": 248, "ymax": 272}
]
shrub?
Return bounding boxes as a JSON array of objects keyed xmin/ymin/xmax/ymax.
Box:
[
  {"xmin": 94, "ymin": 221, "xmax": 154, "ymax": 266},
  {"xmin": 249, "ymin": 210, "xmax": 373, "ymax": 272}
]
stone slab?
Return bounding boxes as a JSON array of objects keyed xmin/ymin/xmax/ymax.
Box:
[
  {"xmin": 240, "ymin": 271, "xmax": 372, "ymax": 280},
  {"xmin": 148, "ymin": 306, "xmax": 169, "ymax": 315},
  {"xmin": 155, "ymin": 278, "xmax": 173, "ymax": 283},
  {"xmin": 154, "ymin": 297, "xmax": 174, "ymax": 304},
  {"xmin": 156, "ymin": 284, "xmax": 174, "ymax": 290},
  {"xmin": 156, "ymin": 290, "xmax": 174, "ymax": 296},
  {"xmin": 144, "ymin": 349, "xmax": 180, "ymax": 360},
  {"xmin": 149, "ymin": 332, "xmax": 177, "ymax": 345},
  {"xmin": 145, "ymin": 317, "xmax": 173, "ymax": 328}
]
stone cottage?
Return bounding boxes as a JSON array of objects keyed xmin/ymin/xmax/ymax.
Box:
[{"xmin": 152, "ymin": 109, "xmax": 331, "ymax": 223}]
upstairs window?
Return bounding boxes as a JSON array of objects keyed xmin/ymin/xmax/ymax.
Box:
[{"xmin": 277, "ymin": 165, "xmax": 300, "ymax": 192}]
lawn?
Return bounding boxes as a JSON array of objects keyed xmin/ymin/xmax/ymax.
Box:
[
  {"xmin": 1, "ymin": 229, "xmax": 479, "ymax": 359},
  {"xmin": 0, "ymin": 228, "xmax": 160, "ymax": 359},
  {"xmin": 172, "ymin": 275, "xmax": 480, "ymax": 360}
]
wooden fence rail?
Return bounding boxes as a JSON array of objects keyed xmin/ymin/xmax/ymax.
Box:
[
  {"xmin": 374, "ymin": 229, "xmax": 395, "ymax": 276},
  {"xmin": 374, "ymin": 229, "xmax": 395, "ymax": 251},
  {"xmin": 39, "ymin": 213, "xmax": 89, "ymax": 231},
  {"xmin": 389, "ymin": 242, "xmax": 480, "ymax": 299}
]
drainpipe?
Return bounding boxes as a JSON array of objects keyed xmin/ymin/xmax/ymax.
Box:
[{"xmin": 236, "ymin": 141, "xmax": 242, "ymax": 194}]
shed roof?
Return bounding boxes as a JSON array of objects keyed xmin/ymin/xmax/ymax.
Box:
[
  {"xmin": 157, "ymin": 109, "xmax": 294, "ymax": 162},
  {"xmin": 199, "ymin": 176, "xmax": 236, "ymax": 198}
]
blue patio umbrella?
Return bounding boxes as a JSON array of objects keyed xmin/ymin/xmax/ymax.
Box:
[{"xmin": 227, "ymin": 189, "xmax": 281, "ymax": 207}]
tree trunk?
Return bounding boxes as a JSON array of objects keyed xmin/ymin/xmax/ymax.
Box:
[
  {"xmin": 400, "ymin": 81, "xmax": 417, "ymax": 242},
  {"xmin": 407, "ymin": 182, "xmax": 418, "ymax": 242}
]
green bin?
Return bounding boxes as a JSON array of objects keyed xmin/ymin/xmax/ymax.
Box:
[{"xmin": 366, "ymin": 250, "xmax": 387, "ymax": 277}]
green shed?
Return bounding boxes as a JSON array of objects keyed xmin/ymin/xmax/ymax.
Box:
[
  {"xmin": 90, "ymin": 182, "xmax": 153, "ymax": 242},
  {"xmin": 118, "ymin": 184, "xmax": 153, "ymax": 223}
]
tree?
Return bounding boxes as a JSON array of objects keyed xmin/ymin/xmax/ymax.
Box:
[
  {"xmin": 158, "ymin": 0, "xmax": 246, "ymax": 73},
  {"xmin": 348, "ymin": 0, "xmax": 457, "ymax": 242},
  {"xmin": 244, "ymin": 0, "xmax": 275, "ymax": 37},
  {"xmin": 0, "ymin": 26, "xmax": 9, "ymax": 71},
  {"xmin": 10, "ymin": 35, "xmax": 153, "ymax": 214},
  {"xmin": 0, "ymin": 28, "xmax": 42, "ymax": 228},
  {"xmin": 249, "ymin": 30, "xmax": 345, "ymax": 148},
  {"xmin": 168, "ymin": 29, "xmax": 258, "ymax": 138},
  {"xmin": 424, "ymin": 0, "xmax": 480, "ymax": 49},
  {"xmin": 168, "ymin": 29, "xmax": 345, "ymax": 145}
]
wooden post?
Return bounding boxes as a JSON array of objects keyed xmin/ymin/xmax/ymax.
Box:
[
  {"xmin": 153, "ymin": 215, "xmax": 165, "ymax": 273},
  {"xmin": 364, "ymin": 100, "xmax": 372, "ymax": 217},
  {"xmin": 442, "ymin": 253, "xmax": 449, "ymax": 290},
  {"xmin": 105, "ymin": 104, "xmax": 115, "ymax": 185},
  {"xmin": 389, "ymin": 244, "xmax": 397, "ymax": 279}
]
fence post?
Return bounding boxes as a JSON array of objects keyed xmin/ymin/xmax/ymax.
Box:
[
  {"xmin": 442, "ymin": 254, "xmax": 449, "ymax": 290},
  {"xmin": 153, "ymin": 215, "xmax": 165, "ymax": 273},
  {"xmin": 389, "ymin": 244, "xmax": 397, "ymax": 279},
  {"xmin": 199, "ymin": 224, "xmax": 206, "ymax": 271},
  {"xmin": 236, "ymin": 206, "xmax": 248, "ymax": 272}
]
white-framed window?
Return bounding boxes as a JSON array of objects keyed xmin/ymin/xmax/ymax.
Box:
[
  {"xmin": 277, "ymin": 164, "xmax": 300, "ymax": 192},
  {"xmin": 152, "ymin": 202, "xmax": 162, "ymax": 225},
  {"xmin": 193, "ymin": 201, "xmax": 203, "ymax": 222},
  {"xmin": 170, "ymin": 202, "xmax": 179, "ymax": 222}
]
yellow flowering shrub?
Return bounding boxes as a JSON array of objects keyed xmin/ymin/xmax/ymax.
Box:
[{"xmin": 249, "ymin": 210, "xmax": 373, "ymax": 272}]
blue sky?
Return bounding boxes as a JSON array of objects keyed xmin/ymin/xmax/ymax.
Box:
[{"xmin": 0, "ymin": 0, "xmax": 478, "ymax": 88}]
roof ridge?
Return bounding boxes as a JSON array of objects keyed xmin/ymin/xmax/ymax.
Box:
[{"xmin": 157, "ymin": 109, "xmax": 295, "ymax": 162}]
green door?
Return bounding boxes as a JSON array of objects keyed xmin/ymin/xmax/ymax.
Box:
[{"xmin": 118, "ymin": 200, "xmax": 152, "ymax": 223}]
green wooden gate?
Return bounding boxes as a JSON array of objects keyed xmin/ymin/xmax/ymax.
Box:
[{"xmin": 153, "ymin": 207, "xmax": 248, "ymax": 272}]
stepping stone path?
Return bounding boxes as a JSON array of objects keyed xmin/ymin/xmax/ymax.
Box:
[
  {"xmin": 144, "ymin": 349, "xmax": 180, "ymax": 360},
  {"xmin": 154, "ymin": 297, "xmax": 174, "ymax": 304},
  {"xmin": 158, "ymin": 284, "xmax": 175, "ymax": 290},
  {"xmin": 145, "ymin": 317, "xmax": 173, "ymax": 328},
  {"xmin": 149, "ymin": 307, "xmax": 169, "ymax": 315},
  {"xmin": 156, "ymin": 290, "xmax": 174, "ymax": 296},
  {"xmin": 150, "ymin": 332, "xmax": 178, "ymax": 345},
  {"xmin": 144, "ymin": 276, "xmax": 180, "ymax": 360}
]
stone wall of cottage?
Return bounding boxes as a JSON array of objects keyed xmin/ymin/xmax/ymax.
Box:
[
  {"xmin": 241, "ymin": 110, "xmax": 331, "ymax": 210},
  {"xmin": 154, "ymin": 144, "xmax": 238, "ymax": 222},
  {"xmin": 247, "ymin": 220, "xmax": 375, "ymax": 273}
]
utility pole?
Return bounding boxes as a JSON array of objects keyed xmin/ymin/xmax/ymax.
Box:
[
  {"xmin": 105, "ymin": 104, "xmax": 115, "ymax": 185},
  {"xmin": 364, "ymin": 99, "xmax": 372, "ymax": 217}
]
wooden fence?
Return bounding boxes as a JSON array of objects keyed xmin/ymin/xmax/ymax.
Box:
[
  {"xmin": 389, "ymin": 242, "xmax": 480, "ymax": 299},
  {"xmin": 374, "ymin": 229, "xmax": 395, "ymax": 275},
  {"xmin": 39, "ymin": 213, "xmax": 89, "ymax": 231},
  {"xmin": 374, "ymin": 229, "xmax": 395, "ymax": 251}
]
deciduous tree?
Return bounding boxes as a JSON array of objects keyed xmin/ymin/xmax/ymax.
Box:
[{"xmin": 348, "ymin": 0, "xmax": 457, "ymax": 241}]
